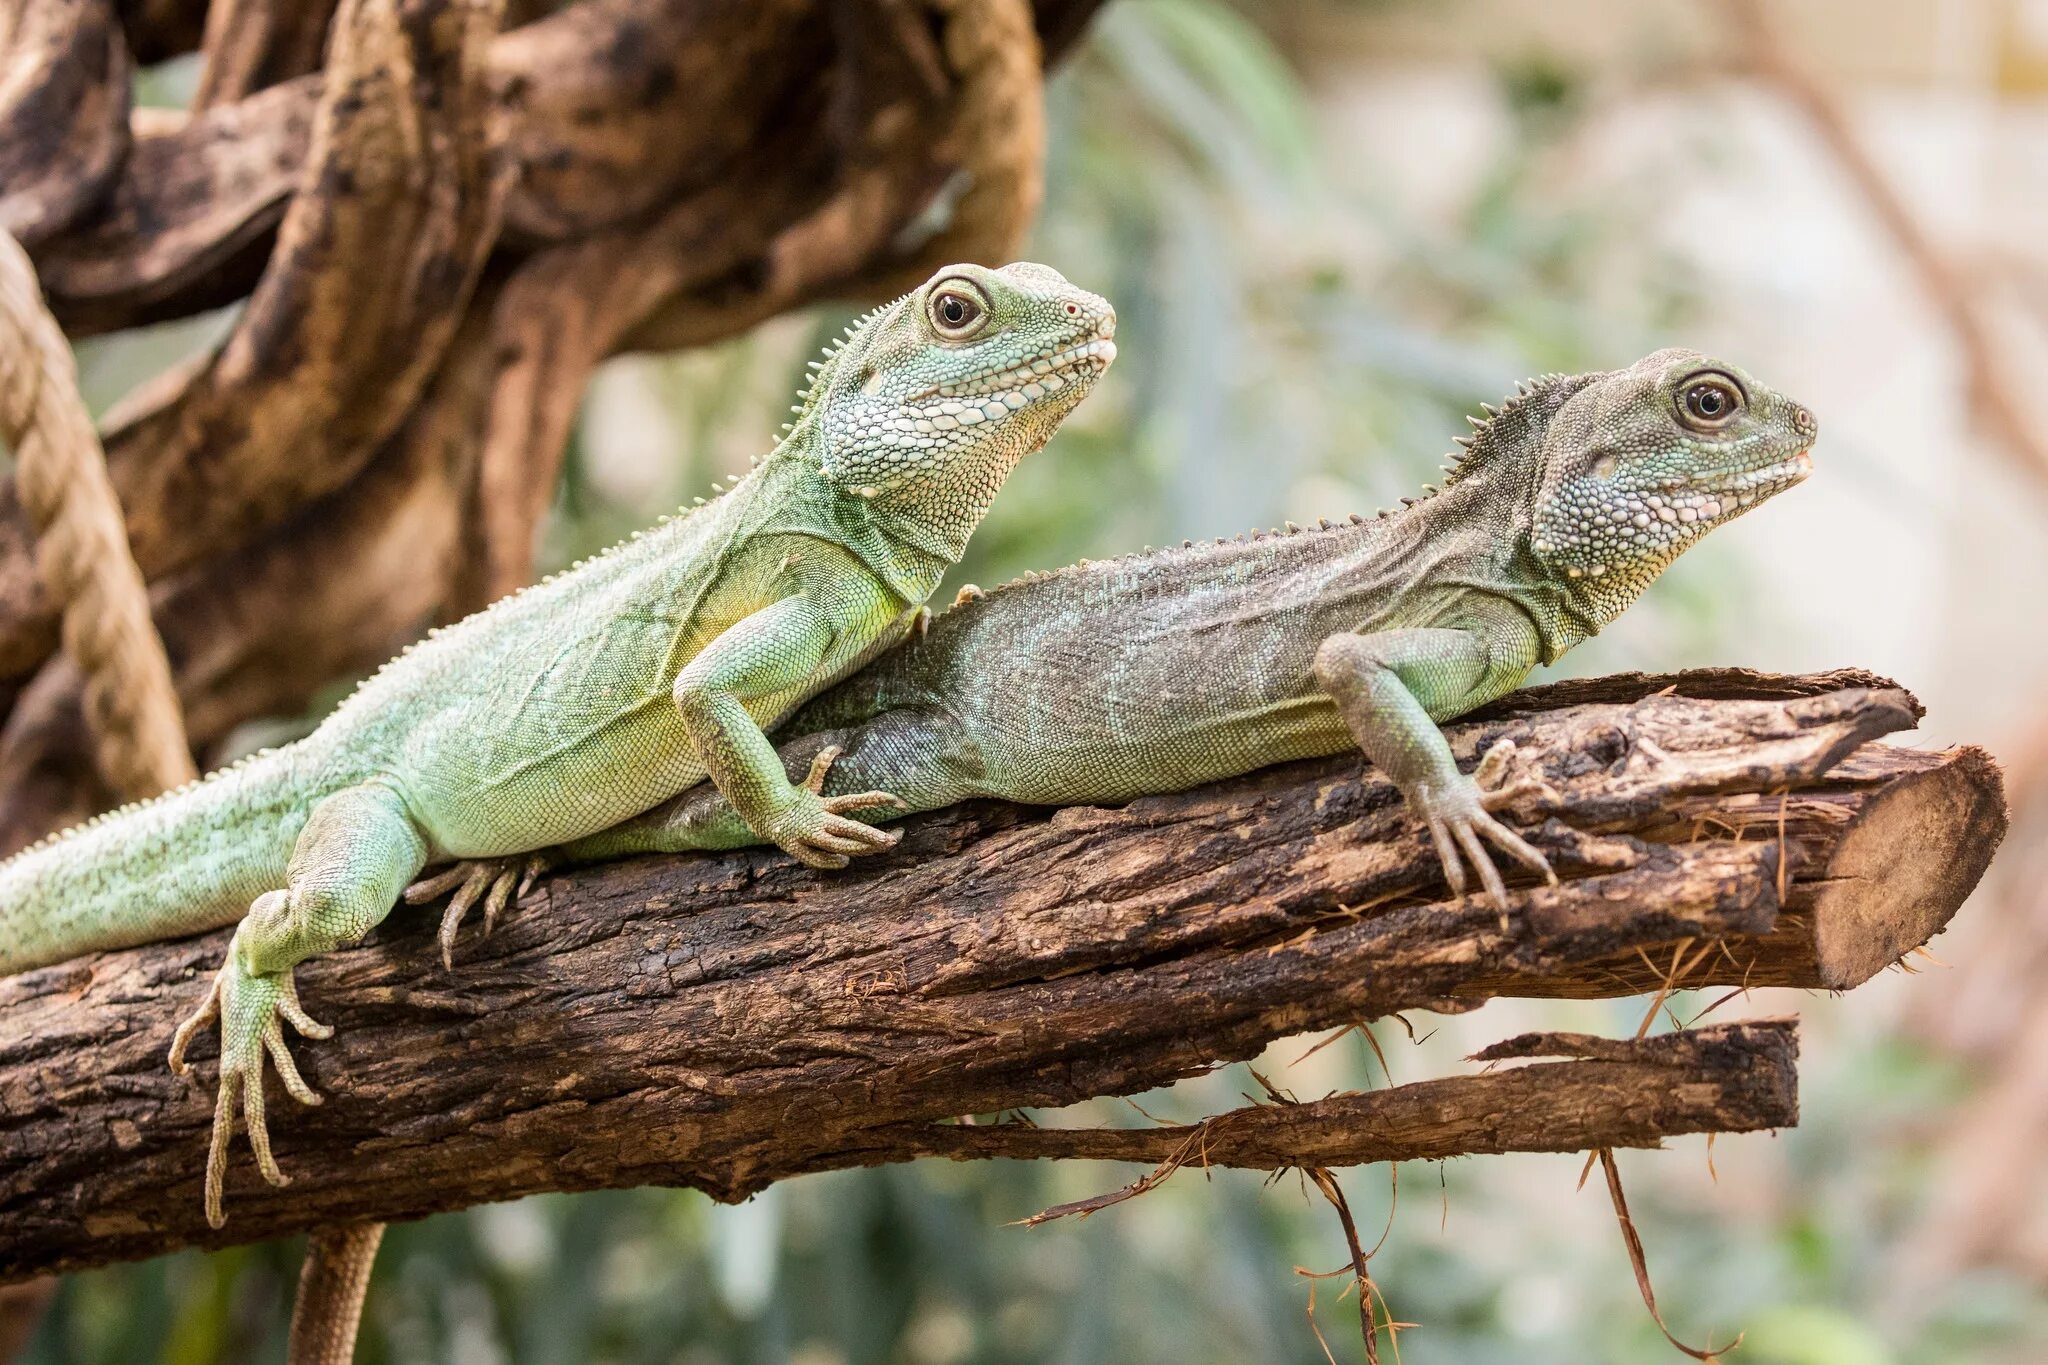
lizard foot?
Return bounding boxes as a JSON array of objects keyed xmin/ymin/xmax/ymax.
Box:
[
  {"xmin": 403, "ymin": 853, "xmax": 552, "ymax": 970},
  {"xmin": 767, "ymin": 744, "xmax": 907, "ymax": 870},
  {"xmin": 1417, "ymin": 740, "xmax": 1560, "ymax": 919},
  {"xmin": 167, "ymin": 906, "xmax": 332, "ymax": 1229}
]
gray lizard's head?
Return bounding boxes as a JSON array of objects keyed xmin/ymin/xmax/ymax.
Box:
[
  {"xmin": 798, "ymin": 261, "xmax": 1116, "ymax": 548},
  {"xmin": 1524, "ymin": 347, "xmax": 1815, "ymax": 621}
]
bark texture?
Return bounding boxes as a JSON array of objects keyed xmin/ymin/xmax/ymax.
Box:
[{"xmin": 0, "ymin": 669, "xmax": 2002, "ymax": 1281}]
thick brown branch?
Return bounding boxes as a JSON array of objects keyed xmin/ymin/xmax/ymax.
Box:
[
  {"xmin": 190, "ymin": 0, "xmax": 340, "ymax": 110},
  {"xmin": 28, "ymin": 87, "xmax": 313, "ymax": 335},
  {"xmin": 0, "ymin": 670, "xmax": 2000, "ymax": 1281},
  {"xmin": 31, "ymin": 0, "xmax": 1103, "ymax": 335},
  {"xmin": 492, "ymin": 0, "xmax": 821, "ymax": 242}
]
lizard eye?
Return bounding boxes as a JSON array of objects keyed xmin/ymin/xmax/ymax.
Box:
[
  {"xmin": 928, "ymin": 281, "xmax": 989, "ymax": 338},
  {"xmin": 1676, "ymin": 373, "xmax": 1743, "ymax": 430}
]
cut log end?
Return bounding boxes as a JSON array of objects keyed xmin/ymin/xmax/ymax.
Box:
[{"xmin": 1806, "ymin": 745, "xmax": 2007, "ymax": 988}]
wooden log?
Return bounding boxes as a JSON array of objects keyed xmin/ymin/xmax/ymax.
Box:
[
  {"xmin": 0, "ymin": 670, "xmax": 2004, "ymax": 1280},
  {"xmin": 0, "ymin": 0, "xmax": 130, "ymax": 247}
]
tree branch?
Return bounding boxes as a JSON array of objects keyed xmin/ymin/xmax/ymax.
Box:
[
  {"xmin": 0, "ymin": 669, "xmax": 2001, "ymax": 1281},
  {"xmin": 26, "ymin": 0, "xmax": 1106, "ymax": 335},
  {"xmin": 793, "ymin": 1021, "xmax": 1800, "ymax": 1185},
  {"xmin": 0, "ymin": 0, "xmax": 511, "ymax": 682}
]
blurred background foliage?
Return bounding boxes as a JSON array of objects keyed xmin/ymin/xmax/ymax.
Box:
[{"xmin": 30, "ymin": 0, "xmax": 2048, "ymax": 1360}]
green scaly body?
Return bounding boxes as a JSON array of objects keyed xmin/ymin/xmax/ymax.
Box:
[{"xmin": 0, "ymin": 261, "xmax": 1117, "ymax": 1226}]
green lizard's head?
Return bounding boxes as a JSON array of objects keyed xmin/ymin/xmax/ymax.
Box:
[
  {"xmin": 1526, "ymin": 347, "xmax": 1815, "ymax": 621},
  {"xmin": 799, "ymin": 261, "xmax": 1115, "ymax": 552}
]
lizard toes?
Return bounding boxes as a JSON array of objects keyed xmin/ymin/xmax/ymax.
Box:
[
  {"xmin": 786, "ymin": 843, "xmax": 852, "ymax": 871},
  {"xmin": 403, "ymin": 864, "xmax": 470, "ymax": 905},
  {"xmin": 823, "ymin": 789, "xmax": 907, "ymax": 816}
]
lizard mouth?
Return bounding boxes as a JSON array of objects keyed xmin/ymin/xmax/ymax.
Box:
[
  {"xmin": 921, "ymin": 336, "xmax": 1118, "ymax": 404},
  {"xmin": 1695, "ymin": 449, "xmax": 1812, "ymax": 498},
  {"xmin": 1670, "ymin": 449, "xmax": 1811, "ymax": 519}
]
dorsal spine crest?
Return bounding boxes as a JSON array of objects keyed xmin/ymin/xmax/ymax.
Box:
[{"xmin": 959, "ymin": 371, "xmax": 1579, "ymax": 613}]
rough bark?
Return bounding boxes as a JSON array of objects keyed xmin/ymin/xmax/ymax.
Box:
[
  {"xmin": 189, "ymin": 0, "xmax": 339, "ymax": 110},
  {"xmin": 0, "ymin": 0, "xmax": 132, "ymax": 247},
  {"xmin": 0, "ymin": 670, "xmax": 2001, "ymax": 1281}
]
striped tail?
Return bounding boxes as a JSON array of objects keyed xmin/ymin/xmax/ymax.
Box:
[{"xmin": 0, "ymin": 748, "xmax": 310, "ymax": 974}]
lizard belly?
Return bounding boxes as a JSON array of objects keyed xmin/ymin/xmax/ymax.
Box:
[
  {"xmin": 984, "ymin": 688, "xmax": 1355, "ymax": 806},
  {"xmin": 972, "ymin": 618, "xmax": 1356, "ymax": 806},
  {"xmin": 409, "ymin": 701, "xmax": 709, "ymax": 859}
]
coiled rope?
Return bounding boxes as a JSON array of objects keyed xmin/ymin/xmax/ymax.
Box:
[{"xmin": 0, "ymin": 226, "xmax": 194, "ymax": 800}]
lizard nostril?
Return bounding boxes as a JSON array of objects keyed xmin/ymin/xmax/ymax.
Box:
[{"xmin": 1792, "ymin": 405, "xmax": 1817, "ymax": 437}]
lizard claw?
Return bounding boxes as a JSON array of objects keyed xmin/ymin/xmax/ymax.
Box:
[
  {"xmin": 167, "ymin": 913, "xmax": 331, "ymax": 1229},
  {"xmin": 405, "ymin": 853, "xmax": 554, "ymax": 970},
  {"xmin": 1415, "ymin": 740, "xmax": 1558, "ymax": 920},
  {"xmin": 773, "ymin": 745, "xmax": 906, "ymax": 869}
]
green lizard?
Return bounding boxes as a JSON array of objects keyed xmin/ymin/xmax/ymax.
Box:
[
  {"xmin": 0, "ymin": 261, "xmax": 1116, "ymax": 1227},
  {"xmin": 556, "ymin": 348, "xmax": 1815, "ymax": 906}
]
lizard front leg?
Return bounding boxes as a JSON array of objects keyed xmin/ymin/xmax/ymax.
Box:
[
  {"xmin": 672, "ymin": 592, "xmax": 906, "ymax": 869},
  {"xmin": 1312, "ymin": 625, "xmax": 1557, "ymax": 912},
  {"xmin": 408, "ymin": 585, "xmax": 921, "ymax": 958},
  {"xmin": 404, "ymin": 593, "xmax": 918, "ymax": 959},
  {"xmin": 553, "ymin": 706, "xmax": 979, "ymax": 863},
  {"xmin": 169, "ymin": 782, "xmax": 428, "ymax": 1226}
]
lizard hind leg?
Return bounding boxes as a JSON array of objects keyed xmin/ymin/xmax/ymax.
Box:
[
  {"xmin": 167, "ymin": 784, "xmax": 427, "ymax": 1228},
  {"xmin": 401, "ymin": 742, "xmax": 909, "ymax": 958}
]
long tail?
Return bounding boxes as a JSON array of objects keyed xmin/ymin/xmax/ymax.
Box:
[{"xmin": 0, "ymin": 747, "xmax": 312, "ymax": 974}]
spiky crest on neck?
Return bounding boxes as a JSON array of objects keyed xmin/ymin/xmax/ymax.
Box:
[
  {"xmin": 779, "ymin": 304, "xmax": 891, "ymax": 441},
  {"xmin": 1430, "ymin": 370, "xmax": 1591, "ymax": 492}
]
